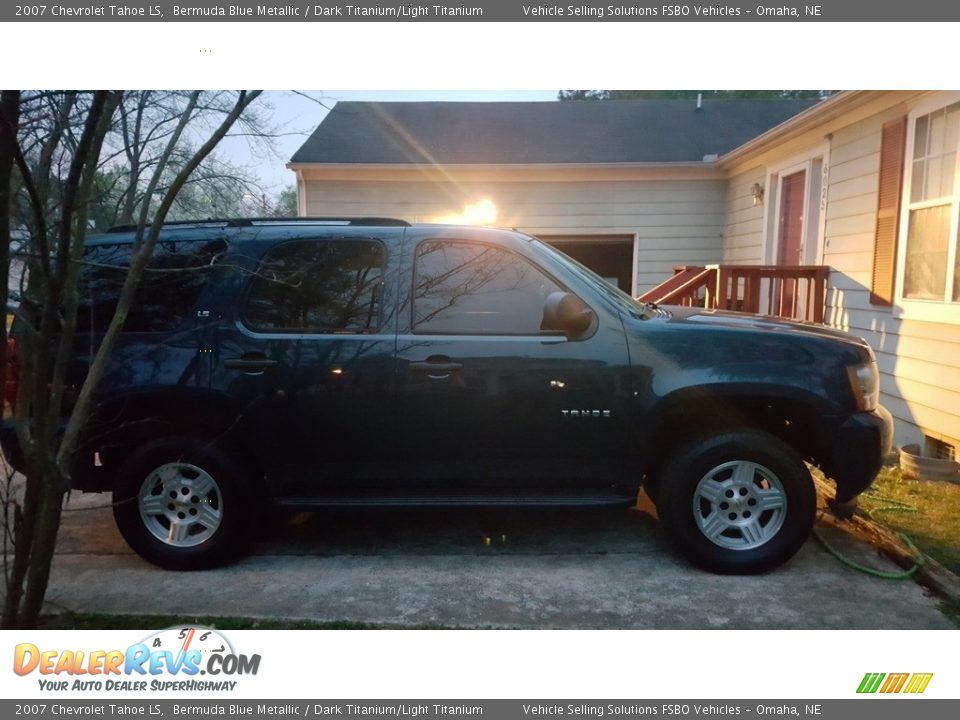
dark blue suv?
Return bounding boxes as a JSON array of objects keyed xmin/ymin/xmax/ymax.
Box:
[{"xmin": 1, "ymin": 218, "xmax": 893, "ymax": 573}]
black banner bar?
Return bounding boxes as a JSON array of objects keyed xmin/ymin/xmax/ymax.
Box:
[
  {"xmin": 2, "ymin": 700, "xmax": 957, "ymax": 719},
  {"xmin": 4, "ymin": 0, "xmax": 960, "ymax": 22}
]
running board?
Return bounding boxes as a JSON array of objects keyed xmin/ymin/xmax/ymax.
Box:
[{"xmin": 273, "ymin": 495, "xmax": 635, "ymax": 508}]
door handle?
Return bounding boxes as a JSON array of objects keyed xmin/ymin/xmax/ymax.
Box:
[
  {"xmin": 408, "ymin": 361, "xmax": 463, "ymax": 372},
  {"xmin": 408, "ymin": 356, "xmax": 463, "ymax": 378},
  {"xmin": 224, "ymin": 354, "xmax": 279, "ymax": 373}
]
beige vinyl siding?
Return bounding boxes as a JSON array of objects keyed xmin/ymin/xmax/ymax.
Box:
[
  {"xmin": 718, "ymin": 94, "xmax": 960, "ymax": 448},
  {"xmin": 303, "ymin": 178, "xmax": 726, "ymax": 295},
  {"xmin": 822, "ymin": 105, "xmax": 960, "ymax": 447},
  {"xmin": 722, "ymin": 166, "xmax": 766, "ymax": 264}
]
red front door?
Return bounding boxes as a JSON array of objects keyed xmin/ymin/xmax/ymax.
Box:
[
  {"xmin": 778, "ymin": 170, "xmax": 806, "ymax": 265},
  {"xmin": 776, "ymin": 170, "xmax": 806, "ymax": 316}
]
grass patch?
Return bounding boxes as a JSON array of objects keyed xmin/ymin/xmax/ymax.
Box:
[
  {"xmin": 860, "ymin": 465, "xmax": 960, "ymax": 576},
  {"xmin": 39, "ymin": 613, "xmax": 452, "ymax": 631}
]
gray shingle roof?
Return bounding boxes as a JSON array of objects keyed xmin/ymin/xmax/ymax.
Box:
[{"xmin": 290, "ymin": 99, "xmax": 820, "ymax": 165}]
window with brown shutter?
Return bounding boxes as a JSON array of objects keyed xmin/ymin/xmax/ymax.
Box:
[{"xmin": 870, "ymin": 117, "xmax": 907, "ymax": 306}]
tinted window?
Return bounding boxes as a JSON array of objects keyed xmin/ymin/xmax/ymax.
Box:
[
  {"xmin": 244, "ymin": 239, "xmax": 385, "ymax": 332},
  {"xmin": 413, "ymin": 240, "xmax": 563, "ymax": 335},
  {"xmin": 77, "ymin": 240, "xmax": 221, "ymax": 333}
]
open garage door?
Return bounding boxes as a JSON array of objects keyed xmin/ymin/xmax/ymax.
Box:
[{"xmin": 536, "ymin": 235, "xmax": 636, "ymax": 294}]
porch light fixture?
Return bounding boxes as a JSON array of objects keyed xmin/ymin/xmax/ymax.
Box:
[{"xmin": 751, "ymin": 183, "xmax": 765, "ymax": 206}]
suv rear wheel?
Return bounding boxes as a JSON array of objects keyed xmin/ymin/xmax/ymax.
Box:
[
  {"xmin": 112, "ymin": 437, "xmax": 253, "ymax": 570},
  {"xmin": 657, "ymin": 430, "xmax": 815, "ymax": 574}
]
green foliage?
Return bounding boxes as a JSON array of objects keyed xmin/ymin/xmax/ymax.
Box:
[
  {"xmin": 863, "ymin": 465, "xmax": 960, "ymax": 575},
  {"xmin": 275, "ymin": 186, "xmax": 297, "ymax": 216}
]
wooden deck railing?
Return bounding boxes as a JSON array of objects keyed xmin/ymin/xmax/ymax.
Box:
[{"xmin": 637, "ymin": 264, "xmax": 830, "ymax": 324}]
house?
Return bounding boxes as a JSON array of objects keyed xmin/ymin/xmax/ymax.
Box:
[
  {"xmin": 288, "ymin": 99, "xmax": 816, "ymax": 294},
  {"xmin": 288, "ymin": 92, "xmax": 960, "ymax": 458}
]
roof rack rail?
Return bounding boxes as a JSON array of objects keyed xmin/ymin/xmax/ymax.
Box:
[{"xmin": 106, "ymin": 217, "xmax": 410, "ymax": 233}]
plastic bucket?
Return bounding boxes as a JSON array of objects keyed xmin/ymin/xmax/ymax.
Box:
[{"xmin": 899, "ymin": 443, "xmax": 960, "ymax": 483}]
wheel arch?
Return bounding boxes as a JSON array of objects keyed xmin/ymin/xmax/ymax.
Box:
[
  {"xmin": 642, "ymin": 385, "xmax": 828, "ymax": 500},
  {"xmin": 73, "ymin": 388, "xmax": 266, "ymax": 493}
]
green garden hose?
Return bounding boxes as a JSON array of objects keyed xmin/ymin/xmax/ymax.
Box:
[{"xmin": 814, "ymin": 492, "xmax": 925, "ymax": 579}]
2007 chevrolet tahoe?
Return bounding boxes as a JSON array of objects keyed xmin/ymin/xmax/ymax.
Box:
[{"xmin": 1, "ymin": 217, "xmax": 893, "ymax": 573}]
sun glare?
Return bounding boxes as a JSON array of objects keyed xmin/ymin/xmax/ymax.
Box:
[{"xmin": 431, "ymin": 199, "xmax": 498, "ymax": 225}]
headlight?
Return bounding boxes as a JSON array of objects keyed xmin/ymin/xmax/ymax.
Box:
[{"xmin": 847, "ymin": 360, "xmax": 879, "ymax": 412}]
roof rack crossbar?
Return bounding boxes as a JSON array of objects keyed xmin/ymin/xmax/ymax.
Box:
[{"xmin": 106, "ymin": 217, "xmax": 410, "ymax": 233}]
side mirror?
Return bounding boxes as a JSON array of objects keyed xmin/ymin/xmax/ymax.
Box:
[{"xmin": 541, "ymin": 291, "xmax": 596, "ymax": 340}]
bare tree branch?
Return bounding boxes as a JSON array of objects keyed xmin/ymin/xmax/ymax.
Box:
[{"xmin": 58, "ymin": 91, "xmax": 262, "ymax": 465}]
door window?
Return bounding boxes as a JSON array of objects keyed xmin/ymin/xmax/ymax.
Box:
[
  {"xmin": 76, "ymin": 239, "xmax": 223, "ymax": 333},
  {"xmin": 244, "ymin": 239, "xmax": 385, "ymax": 332},
  {"xmin": 413, "ymin": 240, "xmax": 564, "ymax": 335}
]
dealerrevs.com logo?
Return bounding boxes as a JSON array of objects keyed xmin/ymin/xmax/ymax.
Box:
[
  {"xmin": 857, "ymin": 672, "xmax": 933, "ymax": 694},
  {"xmin": 13, "ymin": 626, "xmax": 260, "ymax": 692}
]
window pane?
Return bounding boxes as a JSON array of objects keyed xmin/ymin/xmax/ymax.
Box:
[
  {"xmin": 945, "ymin": 103, "xmax": 960, "ymax": 151},
  {"xmin": 77, "ymin": 240, "xmax": 221, "ymax": 333},
  {"xmin": 954, "ymin": 223, "xmax": 960, "ymax": 302},
  {"xmin": 914, "ymin": 115, "xmax": 929, "ymax": 160},
  {"xmin": 911, "ymin": 159, "xmax": 926, "ymax": 203},
  {"xmin": 942, "ymin": 152, "xmax": 957, "ymax": 198},
  {"xmin": 911, "ymin": 104, "xmax": 960, "ymax": 202},
  {"xmin": 413, "ymin": 240, "xmax": 564, "ymax": 335},
  {"xmin": 245, "ymin": 239, "xmax": 385, "ymax": 332},
  {"xmin": 925, "ymin": 155, "xmax": 943, "ymax": 199},
  {"xmin": 929, "ymin": 109, "xmax": 946, "ymax": 156},
  {"xmin": 904, "ymin": 205, "xmax": 950, "ymax": 300}
]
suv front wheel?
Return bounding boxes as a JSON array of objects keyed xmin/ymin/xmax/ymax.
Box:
[
  {"xmin": 657, "ymin": 430, "xmax": 815, "ymax": 574},
  {"xmin": 112, "ymin": 437, "xmax": 253, "ymax": 570}
]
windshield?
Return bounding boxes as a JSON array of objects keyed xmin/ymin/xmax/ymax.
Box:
[{"xmin": 530, "ymin": 238, "xmax": 651, "ymax": 320}]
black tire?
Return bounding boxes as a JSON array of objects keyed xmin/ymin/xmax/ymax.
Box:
[
  {"xmin": 657, "ymin": 430, "xmax": 815, "ymax": 574},
  {"xmin": 112, "ymin": 437, "xmax": 253, "ymax": 570}
]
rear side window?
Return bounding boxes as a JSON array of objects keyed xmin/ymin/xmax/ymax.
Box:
[
  {"xmin": 413, "ymin": 240, "xmax": 564, "ymax": 335},
  {"xmin": 77, "ymin": 240, "xmax": 221, "ymax": 333},
  {"xmin": 243, "ymin": 239, "xmax": 385, "ymax": 332}
]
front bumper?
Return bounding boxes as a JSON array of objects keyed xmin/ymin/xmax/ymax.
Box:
[{"xmin": 819, "ymin": 404, "xmax": 894, "ymax": 502}]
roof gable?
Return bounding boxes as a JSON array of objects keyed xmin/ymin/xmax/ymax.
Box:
[{"xmin": 290, "ymin": 99, "xmax": 820, "ymax": 166}]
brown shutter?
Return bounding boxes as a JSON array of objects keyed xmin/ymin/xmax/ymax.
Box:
[{"xmin": 870, "ymin": 117, "xmax": 907, "ymax": 306}]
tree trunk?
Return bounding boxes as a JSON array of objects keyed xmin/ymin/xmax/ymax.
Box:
[
  {"xmin": 1, "ymin": 91, "xmax": 120, "ymax": 629},
  {"xmin": 0, "ymin": 90, "xmax": 19, "ymax": 392},
  {"xmin": 0, "ymin": 90, "xmax": 22, "ymax": 628},
  {"xmin": 14, "ymin": 458, "xmax": 66, "ymax": 628},
  {"xmin": 1, "ymin": 90, "xmax": 262, "ymax": 629}
]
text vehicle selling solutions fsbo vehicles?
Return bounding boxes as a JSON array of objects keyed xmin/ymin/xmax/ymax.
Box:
[{"xmin": 1, "ymin": 218, "xmax": 893, "ymax": 573}]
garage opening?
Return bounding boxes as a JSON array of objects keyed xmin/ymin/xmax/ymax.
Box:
[{"xmin": 536, "ymin": 235, "xmax": 636, "ymax": 294}]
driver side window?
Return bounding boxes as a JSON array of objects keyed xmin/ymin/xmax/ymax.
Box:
[{"xmin": 413, "ymin": 240, "xmax": 564, "ymax": 335}]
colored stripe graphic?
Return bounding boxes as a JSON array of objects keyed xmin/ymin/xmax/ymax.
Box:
[
  {"xmin": 904, "ymin": 673, "xmax": 933, "ymax": 694},
  {"xmin": 857, "ymin": 672, "xmax": 932, "ymax": 694},
  {"xmin": 880, "ymin": 673, "xmax": 909, "ymax": 693},
  {"xmin": 857, "ymin": 673, "xmax": 885, "ymax": 693}
]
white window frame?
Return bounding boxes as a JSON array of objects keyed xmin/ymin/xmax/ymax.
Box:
[
  {"xmin": 761, "ymin": 145, "xmax": 830, "ymax": 268},
  {"xmin": 894, "ymin": 91, "xmax": 960, "ymax": 324},
  {"xmin": 757, "ymin": 146, "xmax": 829, "ymax": 316}
]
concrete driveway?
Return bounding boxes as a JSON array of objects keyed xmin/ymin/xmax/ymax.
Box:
[{"xmin": 44, "ymin": 491, "xmax": 953, "ymax": 629}]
